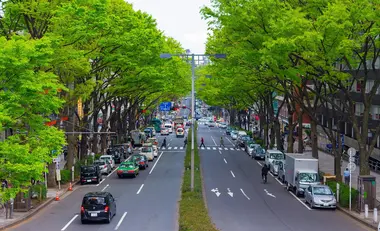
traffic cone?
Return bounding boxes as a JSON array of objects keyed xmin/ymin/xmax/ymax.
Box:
[
  {"xmin": 68, "ymin": 182, "xmax": 73, "ymax": 191},
  {"xmin": 55, "ymin": 192, "xmax": 60, "ymax": 201}
]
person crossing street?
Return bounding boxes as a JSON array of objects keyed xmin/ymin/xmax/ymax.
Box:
[
  {"xmin": 199, "ymin": 137, "xmax": 206, "ymax": 148},
  {"xmin": 220, "ymin": 136, "xmax": 225, "ymax": 147},
  {"xmin": 161, "ymin": 137, "xmax": 167, "ymax": 148}
]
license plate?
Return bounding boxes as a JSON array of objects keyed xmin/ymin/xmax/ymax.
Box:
[
  {"xmin": 324, "ymin": 203, "xmax": 328, "ymax": 206},
  {"xmin": 87, "ymin": 180, "xmax": 92, "ymax": 182},
  {"xmin": 90, "ymin": 213, "xmax": 97, "ymax": 217}
]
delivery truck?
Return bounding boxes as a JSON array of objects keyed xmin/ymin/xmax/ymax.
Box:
[{"xmin": 284, "ymin": 153, "xmax": 320, "ymax": 197}]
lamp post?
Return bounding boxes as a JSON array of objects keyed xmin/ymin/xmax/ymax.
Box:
[{"xmin": 160, "ymin": 52, "xmax": 226, "ymax": 191}]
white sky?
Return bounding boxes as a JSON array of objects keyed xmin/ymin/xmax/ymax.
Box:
[{"xmin": 128, "ymin": 0, "xmax": 212, "ymax": 54}]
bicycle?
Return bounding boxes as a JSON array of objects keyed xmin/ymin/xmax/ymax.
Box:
[{"xmin": 262, "ymin": 174, "xmax": 267, "ymax": 184}]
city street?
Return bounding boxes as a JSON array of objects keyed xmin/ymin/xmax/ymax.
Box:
[
  {"xmin": 9, "ymin": 133, "xmax": 186, "ymax": 231},
  {"xmin": 198, "ymin": 125, "xmax": 372, "ymax": 231}
]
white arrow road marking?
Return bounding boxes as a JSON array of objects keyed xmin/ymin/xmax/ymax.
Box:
[
  {"xmin": 216, "ymin": 191, "xmax": 221, "ymax": 197},
  {"xmin": 224, "ymin": 158, "xmax": 227, "ymax": 164},
  {"xmin": 227, "ymin": 188, "xmax": 234, "ymax": 197},
  {"xmin": 264, "ymin": 189, "xmax": 276, "ymax": 198},
  {"xmin": 61, "ymin": 215, "xmax": 78, "ymax": 231},
  {"xmin": 211, "ymin": 188, "xmax": 221, "ymax": 197},
  {"xmin": 240, "ymin": 188, "xmax": 251, "ymax": 200},
  {"xmin": 114, "ymin": 212, "xmax": 128, "ymax": 230},
  {"xmin": 230, "ymin": 170, "xmax": 235, "ymax": 178},
  {"xmin": 101, "ymin": 184, "xmax": 109, "ymax": 192}
]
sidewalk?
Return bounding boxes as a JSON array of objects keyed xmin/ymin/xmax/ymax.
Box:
[{"xmin": 0, "ymin": 183, "xmax": 75, "ymax": 230}]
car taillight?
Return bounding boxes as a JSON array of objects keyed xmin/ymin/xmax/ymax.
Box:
[
  {"xmin": 127, "ymin": 170, "xmax": 134, "ymax": 173},
  {"xmin": 81, "ymin": 206, "xmax": 85, "ymax": 213},
  {"xmin": 139, "ymin": 161, "xmax": 144, "ymax": 165},
  {"xmin": 117, "ymin": 170, "xmax": 123, "ymax": 174},
  {"xmin": 104, "ymin": 165, "xmax": 107, "ymax": 168},
  {"xmin": 104, "ymin": 206, "xmax": 109, "ymax": 212}
]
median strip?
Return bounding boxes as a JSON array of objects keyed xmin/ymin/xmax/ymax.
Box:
[{"xmin": 178, "ymin": 125, "xmax": 219, "ymax": 231}]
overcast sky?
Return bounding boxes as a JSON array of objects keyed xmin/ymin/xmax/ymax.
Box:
[{"xmin": 128, "ymin": 0, "xmax": 212, "ymax": 54}]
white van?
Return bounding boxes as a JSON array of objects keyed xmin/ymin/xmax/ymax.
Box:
[
  {"xmin": 237, "ymin": 131, "xmax": 247, "ymax": 138},
  {"xmin": 164, "ymin": 123, "xmax": 173, "ymax": 133},
  {"xmin": 265, "ymin": 149, "xmax": 285, "ymax": 166},
  {"xmin": 139, "ymin": 143, "xmax": 154, "ymax": 161}
]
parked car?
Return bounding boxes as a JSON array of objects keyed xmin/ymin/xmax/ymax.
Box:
[
  {"xmin": 270, "ymin": 160, "xmax": 284, "ymax": 176},
  {"xmin": 305, "ymin": 185, "xmax": 336, "ymax": 209},
  {"xmin": 226, "ymin": 127, "xmax": 232, "ymax": 135},
  {"xmin": 130, "ymin": 154, "xmax": 148, "ymax": 168},
  {"xmin": 80, "ymin": 165, "xmax": 102, "ymax": 185},
  {"xmin": 246, "ymin": 143, "xmax": 259, "ymax": 156},
  {"xmin": 94, "ymin": 160, "xmax": 111, "ymax": 175},
  {"xmin": 139, "ymin": 143, "xmax": 154, "ymax": 161},
  {"xmin": 219, "ymin": 123, "xmax": 227, "ymax": 128},
  {"xmin": 146, "ymin": 126, "xmax": 156, "ymax": 136},
  {"xmin": 252, "ymin": 146, "xmax": 265, "ymax": 160},
  {"xmin": 116, "ymin": 161, "xmax": 140, "ymax": 178},
  {"xmin": 99, "ymin": 155, "xmax": 115, "ymax": 169},
  {"xmin": 236, "ymin": 135, "xmax": 251, "ymax": 148},
  {"xmin": 81, "ymin": 192, "xmax": 116, "ymax": 224},
  {"xmin": 231, "ymin": 131, "xmax": 238, "ymax": 140}
]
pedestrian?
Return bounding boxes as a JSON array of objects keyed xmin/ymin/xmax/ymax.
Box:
[
  {"xmin": 344, "ymin": 168, "xmax": 350, "ymax": 185},
  {"xmin": 161, "ymin": 137, "xmax": 167, "ymax": 148},
  {"xmin": 199, "ymin": 137, "xmax": 205, "ymax": 148},
  {"xmin": 220, "ymin": 136, "xmax": 225, "ymax": 147},
  {"xmin": 184, "ymin": 137, "xmax": 188, "ymax": 147}
]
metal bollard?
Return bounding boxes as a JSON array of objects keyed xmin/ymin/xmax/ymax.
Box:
[
  {"xmin": 374, "ymin": 208, "xmax": 378, "ymax": 223},
  {"xmin": 365, "ymin": 204, "xmax": 369, "ymax": 218},
  {"xmin": 336, "ymin": 183, "xmax": 340, "ymax": 203}
]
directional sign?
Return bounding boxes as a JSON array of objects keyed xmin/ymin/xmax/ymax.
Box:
[
  {"xmin": 347, "ymin": 162, "xmax": 356, "ymax": 172},
  {"xmin": 159, "ymin": 102, "xmax": 172, "ymax": 111}
]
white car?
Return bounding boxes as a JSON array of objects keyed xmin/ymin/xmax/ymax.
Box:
[
  {"xmin": 99, "ymin": 155, "xmax": 115, "ymax": 169},
  {"xmin": 219, "ymin": 123, "xmax": 227, "ymax": 128},
  {"xmin": 161, "ymin": 128, "xmax": 169, "ymax": 135},
  {"xmin": 153, "ymin": 145, "xmax": 158, "ymax": 157},
  {"xmin": 139, "ymin": 144, "xmax": 154, "ymax": 161},
  {"xmin": 164, "ymin": 123, "xmax": 173, "ymax": 133}
]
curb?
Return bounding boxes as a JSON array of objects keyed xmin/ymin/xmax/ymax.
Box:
[
  {"xmin": 0, "ymin": 180, "xmax": 79, "ymax": 231},
  {"xmin": 337, "ymin": 205, "xmax": 377, "ymax": 230}
]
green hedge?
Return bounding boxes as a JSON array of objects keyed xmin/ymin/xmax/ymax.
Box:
[
  {"xmin": 60, "ymin": 169, "xmax": 71, "ymax": 184},
  {"xmin": 254, "ymin": 138, "xmax": 264, "ymax": 146},
  {"xmin": 30, "ymin": 184, "xmax": 47, "ymax": 200},
  {"xmin": 326, "ymin": 181, "xmax": 358, "ymax": 208},
  {"xmin": 179, "ymin": 124, "xmax": 219, "ymax": 231}
]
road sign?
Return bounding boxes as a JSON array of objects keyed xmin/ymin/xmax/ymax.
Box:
[
  {"xmin": 349, "ymin": 157, "xmax": 356, "ymax": 163},
  {"xmin": 159, "ymin": 102, "xmax": 172, "ymax": 111},
  {"xmin": 348, "ymin": 147, "xmax": 357, "ymax": 157},
  {"xmin": 347, "ymin": 162, "xmax": 356, "ymax": 172}
]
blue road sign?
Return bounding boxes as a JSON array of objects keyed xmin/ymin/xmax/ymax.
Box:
[{"xmin": 159, "ymin": 102, "xmax": 172, "ymax": 111}]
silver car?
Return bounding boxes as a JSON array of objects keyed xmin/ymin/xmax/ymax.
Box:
[
  {"xmin": 252, "ymin": 146, "xmax": 265, "ymax": 160},
  {"xmin": 94, "ymin": 160, "xmax": 111, "ymax": 175},
  {"xmin": 231, "ymin": 131, "xmax": 238, "ymax": 140},
  {"xmin": 305, "ymin": 185, "xmax": 336, "ymax": 209},
  {"xmin": 270, "ymin": 160, "xmax": 283, "ymax": 176},
  {"xmin": 246, "ymin": 143, "xmax": 259, "ymax": 156}
]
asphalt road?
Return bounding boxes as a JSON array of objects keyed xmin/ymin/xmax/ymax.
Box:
[
  {"xmin": 198, "ymin": 124, "xmax": 373, "ymax": 231},
  {"xmin": 10, "ymin": 131, "xmax": 186, "ymax": 231}
]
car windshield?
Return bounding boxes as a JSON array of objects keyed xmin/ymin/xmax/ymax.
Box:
[
  {"xmin": 269, "ymin": 153, "xmax": 284, "ymax": 160},
  {"xmin": 81, "ymin": 166, "xmax": 95, "ymax": 172},
  {"xmin": 121, "ymin": 162, "xmax": 134, "ymax": 168},
  {"xmin": 83, "ymin": 196, "xmax": 106, "ymax": 205},
  {"xmin": 142, "ymin": 147, "xmax": 152, "ymax": 152},
  {"xmin": 273, "ymin": 160, "xmax": 282, "ymax": 165},
  {"xmin": 313, "ymin": 187, "xmax": 333, "ymax": 195},
  {"xmin": 259, "ymin": 148, "xmax": 265, "ymax": 154},
  {"xmin": 95, "ymin": 161, "xmax": 105, "ymax": 165},
  {"xmin": 249, "ymin": 144, "xmax": 256, "ymax": 148},
  {"xmin": 100, "ymin": 157, "xmax": 110, "ymax": 160},
  {"xmin": 299, "ymin": 173, "xmax": 318, "ymax": 183},
  {"xmin": 241, "ymin": 136, "xmax": 250, "ymax": 140},
  {"xmin": 177, "ymin": 129, "xmax": 183, "ymax": 132}
]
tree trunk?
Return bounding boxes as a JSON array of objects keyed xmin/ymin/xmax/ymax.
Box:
[
  {"xmin": 297, "ymin": 110, "xmax": 303, "ymax": 153},
  {"xmin": 310, "ymin": 119, "xmax": 318, "ymax": 158},
  {"xmin": 336, "ymin": 130, "xmax": 343, "ymax": 182},
  {"xmin": 66, "ymin": 106, "xmax": 76, "ymax": 171},
  {"xmin": 287, "ymin": 115, "xmax": 295, "ymax": 153},
  {"xmin": 274, "ymin": 119, "xmax": 282, "ymax": 150},
  {"xmin": 47, "ymin": 162, "xmax": 56, "ymax": 187},
  {"xmin": 92, "ymin": 112, "xmax": 99, "ymax": 154}
]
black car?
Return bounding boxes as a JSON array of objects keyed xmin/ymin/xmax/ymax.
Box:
[
  {"xmin": 80, "ymin": 165, "xmax": 102, "ymax": 185},
  {"xmin": 107, "ymin": 149, "xmax": 122, "ymax": 164},
  {"xmin": 81, "ymin": 192, "xmax": 116, "ymax": 224}
]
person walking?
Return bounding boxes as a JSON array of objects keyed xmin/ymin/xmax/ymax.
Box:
[
  {"xmin": 199, "ymin": 137, "xmax": 206, "ymax": 148},
  {"xmin": 161, "ymin": 137, "xmax": 167, "ymax": 148},
  {"xmin": 220, "ymin": 136, "xmax": 225, "ymax": 147},
  {"xmin": 184, "ymin": 137, "xmax": 188, "ymax": 148},
  {"xmin": 344, "ymin": 168, "xmax": 350, "ymax": 185}
]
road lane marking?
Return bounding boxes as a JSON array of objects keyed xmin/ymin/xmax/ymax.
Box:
[
  {"xmin": 149, "ymin": 152, "xmax": 163, "ymax": 174},
  {"xmin": 162, "ymin": 147, "xmax": 166, "ymax": 150},
  {"xmin": 226, "ymin": 137, "xmax": 233, "ymax": 145},
  {"xmin": 219, "ymin": 147, "xmax": 222, "ymax": 150},
  {"xmin": 101, "ymin": 184, "xmax": 109, "ymax": 192},
  {"xmin": 136, "ymin": 184, "xmax": 144, "ymax": 194},
  {"xmin": 211, "ymin": 136, "xmax": 217, "ymax": 145},
  {"xmin": 174, "ymin": 147, "xmax": 178, "ymax": 150},
  {"xmin": 207, "ymin": 147, "xmax": 210, "ymax": 150},
  {"xmin": 168, "ymin": 147, "xmax": 172, "ymax": 150},
  {"xmin": 96, "ymin": 178, "xmax": 106, "ymax": 186},
  {"xmin": 230, "ymin": 148, "xmax": 234, "ymax": 150},
  {"xmin": 224, "ymin": 148, "xmax": 228, "ymax": 150},
  {"xmin": 264, "ymin": 189, "xmax": 276, "ymax": 198},
  {"xmin": 240, "ymin": 188, "xmax": 251, "ymax": 200},
  {"xmin": 61, "ymin": 215, "xmax": 78, "ymax": 231},
  {"xmin": 224, "ymin": 158, "xmax": 227, "ymax": 164},
  {"xmin": 180, "ymin": 147, "xmax": 183, "ymax": 149},
  {"xmin": 107, "ymin": 167, "xmax": 118, "ymax": 178},
  {"xmin": 289, "ymin": 191, "xmax": 312, "ymax": 210},
  {"xmin": 230, "ymin": 170, "xmax": 235, "ymax": 178},
  {"xmin": 219, "ymin": 150, "xmax": 222, "ymax": 154},
  {"xmin": 114, "ymin": 212, "xmax": 128, "ymax": 230},
  {"xmin": 256, "ymin": 161, "xmax": 263, "ymax": 166},
  {"xmin": 213, "ymin": 147, "xmax": 216, "ymax": 150},
  {"xmin": 201, "ymin": 147, "xmax": 205, "ymax": 150}
]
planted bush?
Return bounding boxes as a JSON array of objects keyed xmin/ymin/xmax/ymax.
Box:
[
  {"xmin": 60, "ymin": 169, "xmax": 71, "ymax": 184},
  {"xmin": 326, "ymin": 181, "xmax": 358, "ymax": 208}
]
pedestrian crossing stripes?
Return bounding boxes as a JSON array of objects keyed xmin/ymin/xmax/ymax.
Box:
[{"xmin": 159, "ymin": 146, "xmax": 245, "ymax": 151}]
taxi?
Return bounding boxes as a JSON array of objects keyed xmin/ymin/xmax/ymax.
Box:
[
  {"xmin": 176, "ymin": 127, "xmax": 185, "ymax": 138},
  {"xmin": 139, "ymin": 143, "xmax": 154, "ymax": 161},
  {"xmin": 116, "ymin": 161, "xmax": 139, "ymax": 178}
]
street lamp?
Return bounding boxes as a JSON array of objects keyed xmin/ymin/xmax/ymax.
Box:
[{"xmin": 160, "ymin": 52, "xmax": 226, "ymax": 191}]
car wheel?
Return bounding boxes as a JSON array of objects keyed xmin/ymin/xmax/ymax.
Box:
[
  {"xmin": 118, "ymin": 175, "xmax": 122, "ymax": 178},
  {"xmin": 105, "ymin": 212, "xmax": 111, "ymax": 224}
]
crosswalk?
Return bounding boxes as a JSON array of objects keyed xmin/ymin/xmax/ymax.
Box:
[{"xmin": 159, "ymin": 146, "xmax": 244, "ymax": 151}]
